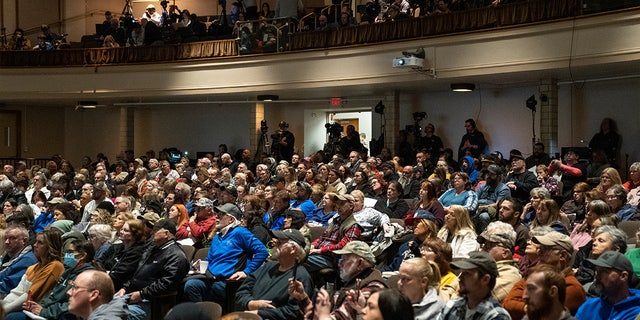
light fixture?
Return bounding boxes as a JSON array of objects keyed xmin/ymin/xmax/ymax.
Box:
[
  {"xmin": 450, "ymin": 83, "xmax": 476, "ymax": 92},
  {"xmin": 75, "ymin": 101, "xmax": 98, "ymax": 109},
  {"xmin": 257, "ymin": 95, "xmax": 279, "ymax": 102}
]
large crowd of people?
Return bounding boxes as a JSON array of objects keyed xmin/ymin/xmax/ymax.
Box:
[
  {"xmin": 0, "ymin": 116, "xmax": 638, "ymax": 319},
  {"xmin": 1, "ymin": 0, "xmax": 534, "ymax": 52}
]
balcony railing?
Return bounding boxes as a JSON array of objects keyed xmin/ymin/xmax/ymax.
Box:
[{"xmin": 0, "ymin": 0, "xmax": 636, "ymax": 67}]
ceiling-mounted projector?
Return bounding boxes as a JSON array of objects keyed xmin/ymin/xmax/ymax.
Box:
[{"xmin": 392, "ymin": 56, "xmax": 424, "ymax": 68}]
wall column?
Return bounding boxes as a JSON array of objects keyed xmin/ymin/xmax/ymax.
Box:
[
  {"xmin": 118, "ymin": 106, "xmax": 134, "ymax": 154},
  {"xmin": 539, "ymin": 78, "xmax": 558, "ymax": 157},
  {"xmin": 250, "ymin": 103, "xmax": 265, "ymax": 156},
  {"xmin": 386, "ymin": 91, "xmax": 400, "ymax": 155}
]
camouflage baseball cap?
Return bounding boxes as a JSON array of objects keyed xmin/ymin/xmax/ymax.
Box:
[{"xmin": 333, "ymin": 241, "xmax": 376, "ymax": 265}]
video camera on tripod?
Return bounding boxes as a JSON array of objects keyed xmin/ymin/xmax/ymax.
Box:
[
  {"xmin": 325, "ymin": 122, "xmax": 343, "ymax": 142},
  {"xmin": 405, "ymin": 111, "xmax": 427, "ymax": 139}
]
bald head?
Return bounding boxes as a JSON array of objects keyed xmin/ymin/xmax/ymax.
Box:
[{"xmin": 68, "ymin": 270, "xmax": 114, "ymax": 319}]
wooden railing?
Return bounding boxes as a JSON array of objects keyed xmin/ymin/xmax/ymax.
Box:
[
  {"xmin": 0, "ymin": 158, "xmax": 51, "ymax": 169},
  {"xmin": 0, "ymin": 0, "xmax": 637, "ymax": 67}
]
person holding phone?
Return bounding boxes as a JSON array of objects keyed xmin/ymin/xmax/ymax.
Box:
[{"xmin": 235, "ymin": 229, "xmax": 313, "ymax": 319}]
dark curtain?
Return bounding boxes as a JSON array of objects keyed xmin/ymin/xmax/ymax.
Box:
[{"xmin": 0, "ymin": 39, "xmax": 238, "ymax": 66}]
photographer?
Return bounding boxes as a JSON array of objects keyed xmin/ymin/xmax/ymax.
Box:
[
  {"xmin": 271, "ymin": 121, "xmax": 295, "ymax": 163},
  {"xmin": 140, "ymin": 4, "xmax": 163, "ymax": 27},
  {"xmin": 8, "ymin": 28, "xmax": 32, "ymax": 50},
  {"xmin": 341, "ymin": 125, "xmax": 364, "ymax": 157}
]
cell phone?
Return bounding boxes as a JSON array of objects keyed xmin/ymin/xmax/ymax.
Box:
[{"xmin": 291, "ymin": 260, "xmax": 298, "ymax": 281}]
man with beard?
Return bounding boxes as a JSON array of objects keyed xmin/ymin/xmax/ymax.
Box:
[
  {"xmin": 325, "ymin": 241, "xmax": 387, "ymax": 320},
  {"xmin": 475, "ymin": 164, "xmax": 511, "ymax": 233},
  {"xmin": 81, "ymin": 182, "xmax": 112, "ymax": 222},
  {"xmin": 525, "ymin": 143, "xmax": 551, "ymax": 170},
  {"xmin": 498, "ymin": 197, "xmax": 528, "ymax": 258},
  {"xmin": 380, "ymin": 162, "xmax": 399, "ymax": 183},
  {"xmin": 439, "ymin": 251, "xmax": 510, "ymax": 320},
  {"xmin": 505, "ymin": 151, "xmax": 538, "ymax": 205},
  {"xmin": 575, "ymin": 251, "xmax": 640, "ymax": 319},
  {"xmin": 503, "ymin": 231, "xmax": 586, "ymax": 319},
  {"xmin": 183, "ymin": 203, "xmax": 268, "ymax": 306},
  {"xmin": 478, "ymin": 221, "xmax": 521, "ymax": 302},
  {"xmin": 523, "ymin": 264, "xmax": 574, "ymax": 320},
  {"xmin": 458, "ymin": 118, "xmax": 488, "ymax": 159},
  {"xmin": 235, "ymin": 229, "xmax": 313, "ymax": 319},
  {"xmin": 398, "ymin": 165, "xmax": 420, "ymax": 199},
  {"xmin": 305, "ymin": 194, "xmax": 361, "ymax": 273}
]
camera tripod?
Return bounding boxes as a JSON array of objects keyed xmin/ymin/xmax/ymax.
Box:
[{"xmin": 122, "ymin": 0, "xmax": 134, "ymax": 18}]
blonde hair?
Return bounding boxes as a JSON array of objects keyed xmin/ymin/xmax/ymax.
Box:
[
  {"xmin": 403, "ymin": 258, "xmax": 441, "ymax": 290},
  {"xmin": 447, "ymin": 205, "xmax": 476, "ymax": 235}
]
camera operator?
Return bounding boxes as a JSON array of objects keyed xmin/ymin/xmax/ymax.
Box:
[
  {"xmin": 341, "ymin": 125, "xmax": 364, "ymax": 157},
  {"xmin": 271, "ymin": 121, "xmax": 295, "ymax": 163},
  {"xmin": 8, "ymin": 28, "xmax": 32, "ymax": 50},
  {"xmin": 141, "ymin": 4, "xmax": 163, "ymax": 27}
]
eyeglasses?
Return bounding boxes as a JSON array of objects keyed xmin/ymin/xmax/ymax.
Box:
[
  {"xmin": 69, "ymin": 281, "xmax": 93, "ymax": 293},
  {"xmin": 539, "ymin": 245, "xmax": 563, "ymax": 253},
  {"xmin": 482, "ymin": 241, "xmax": 507, "ymax": 250},
  {"xmin": 419, "ymin": 246, "xmax": 434, "ymax": 254}
]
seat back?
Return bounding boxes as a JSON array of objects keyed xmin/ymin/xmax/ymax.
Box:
[
  {"xmin": 181, "ymin": 244, "xmax": 196, "ymax": 261},
  {"xmin": 193, "ymin": 247, "xmax": 210, "ymax": 262},
  {"xmin": 619, "ymin": 220, "xmax": 640, "ymax": 244}
]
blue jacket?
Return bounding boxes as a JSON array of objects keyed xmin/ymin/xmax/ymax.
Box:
[
  {"xmin": 0, "ymin": 247, "xmax": 37, "ymax": 295},
  {"xmin": 207, "ymin": 226, "xmax": 269, "ymax": 279},
  {"xmin": 290, "ymin": 199, "xmax": 315, "ymax": 219},
  {"xmin": 307, "ymin": 207, "xmax": 336, "ymax": 227},
  {"xmin": 575, "ymin": 288, "xmax": 640, "ymax": 320},
  {"xmin": 33, "ymin": 212, "xmax": 55, "ymax": 233},
  {"xmin": 460, "ymin": 156, "xmax": 479, "ymax": 183},
  {"xmin": 476, "ymin": 182, "xmax": 511, "ymax": 206},
  {"xmin": 616, "ymin": 204, "xmax": 638, "ymax": 222}
]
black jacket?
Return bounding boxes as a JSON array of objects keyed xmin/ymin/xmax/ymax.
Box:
[
  {"xmin": 98, "ymin": 242, "xmax": 145, "ymax": 291},
  {"xmin": 123, "ymin": 239, "xmax": 189, "ymax": 299}
]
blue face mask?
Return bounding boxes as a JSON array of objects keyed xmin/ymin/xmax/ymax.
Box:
[{"xmin": 63, "ymin": 253, "xmax": 79, "ymax": 269}]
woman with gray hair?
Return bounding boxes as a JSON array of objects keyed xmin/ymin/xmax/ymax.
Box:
[
  {"xmin": 87, "ymin": 224, "xmax": 113, "ymax": 260},
  {"xmin": 520, "ymin": 187, "xmax": 551, "ymax": 225},
  {"xmin": 574, "ymin": 225, "xmax": 627, "ymax": 286}
]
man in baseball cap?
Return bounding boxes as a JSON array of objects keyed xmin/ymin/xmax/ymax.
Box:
[
  {"xmin": 478, "ymin": 221, "xmax": 520, "ymax": 302},
  {"xmin": 475, "ymin": 164, "xmax": 510, "ymax": 233},
  {"xmin": 218, "ymin": 183, "xmax": 237, "ymax": 205},
  {"xmin": 186, "ymin": 197, "xmax": 217, "ymax": 249},
  {"xmin": 503, "ymin": 231, "xmax": 586, "ymax": 318},
  {"xmin": 304, "ymin": 192, "xmax": 361, "ymax": 273},
  {"xmin": 290, "ymin": 181, "xmax": 314, "ymax": 218},
  {"xmin": 183, "ymin": 202, "xmax": 268, "ymax": 307},
  {"xmin": 235, "ymin": 228, "xmax": 313, "ymax": 319},
  {"xmin": 442, "ymin": 251, "xmax": 510, "ymax": 320},
  {"xmin": 329, "ymin": 241, "xmax": 386, "ymax": 319},
  {"xmin": 576, "ymin": 250, "xmax": 640, "ymax": 319}
]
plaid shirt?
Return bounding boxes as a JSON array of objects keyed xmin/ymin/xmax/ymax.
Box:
[
  {"xmin": 440, "ymin": 295, "xmax": 511, "ymax": 320},
  {"xmin": 312, "ymin": 214, "xmax": 361, "ymax": 253}
]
